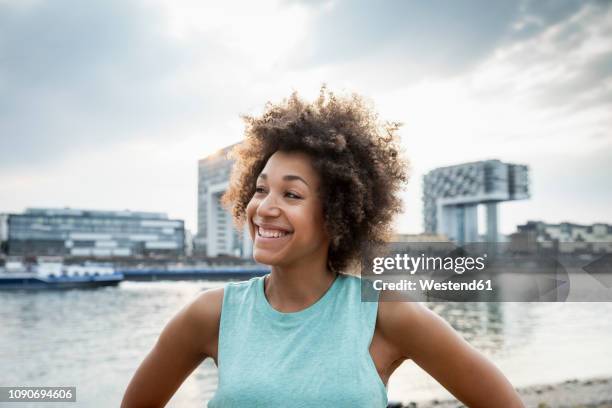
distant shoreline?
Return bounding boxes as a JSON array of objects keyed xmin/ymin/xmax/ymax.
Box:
[{"xmin": 392, "ymin": 376, "xmax": 612, "ymax": 408}]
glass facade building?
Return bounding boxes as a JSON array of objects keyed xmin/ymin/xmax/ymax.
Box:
[
  {"xmin": 196, "ymin": 143, "xmax": 252, "ymax": 258},
  {"xmin": 4, "ymin": 208, "xmax": 185, "ymax": 257}
]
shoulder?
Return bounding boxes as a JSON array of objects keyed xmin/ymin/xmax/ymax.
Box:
[
  {"xmin": 186, "ymin": 277, "xmax": 260, "ymax": 331},
  {"xmin": 169, "ymin": 286, "xmax": 224, "ymax": 357},
  {"xmin": 188, "ymin": 276, "xmax": 259, "ymax": 315},
  {"xmin": 189, "ymin": 286, "xmax": 225, "ymax": 327},
  {"xmin": 146, "ymin": 285, "xmax": 225, "ymax": 366},
  {"xmin": 335, "ymin": 273, "xmax": 369, "ymax": 302},
  {"xmin": 375, "ymin": 290, "xmax": 441, "ymax": 358},
  {"xmin": 377, "ymin": 289, "xmax": 425, "ymax": 322}
]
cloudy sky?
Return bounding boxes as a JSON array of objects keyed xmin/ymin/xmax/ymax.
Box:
[{"xmin": 1, "ymin": 0, "xmax": 611, "ymax": 235}]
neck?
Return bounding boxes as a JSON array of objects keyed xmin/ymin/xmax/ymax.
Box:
[{"xmin": 265, "ymin": 259, "xmax": 338, "ymax": 313}]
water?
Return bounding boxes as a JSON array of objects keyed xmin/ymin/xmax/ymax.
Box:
[{"xmin": 1, "ymin": 280, "xmax": 611, "ymax": 407}]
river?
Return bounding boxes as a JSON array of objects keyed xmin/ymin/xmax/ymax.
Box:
[{"xmin": 1, "ymin": 279, "xmax": 611, "ymax": 407}]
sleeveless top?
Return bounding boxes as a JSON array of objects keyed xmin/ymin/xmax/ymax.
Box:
[{"xmin": 207, "ymin": 273, "xmax": 388, "ymax": 407}]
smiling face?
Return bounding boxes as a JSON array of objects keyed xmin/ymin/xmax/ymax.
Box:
[{"xmin": 246, "ymin": 150, "xmax": 330, "ymax": 268}]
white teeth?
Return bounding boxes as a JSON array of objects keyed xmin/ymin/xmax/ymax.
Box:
[{"xmin": 258, "ymin": 227, "xmax": 291, "ymax": 238}]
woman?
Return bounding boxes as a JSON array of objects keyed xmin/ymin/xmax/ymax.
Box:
[{"xmin": 121, "ymin": 88, "xmax": 524, "ymax": 407}]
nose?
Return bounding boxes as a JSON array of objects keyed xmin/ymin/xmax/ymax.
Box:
[{"xmin": 256, "ymin": 191, "xmax": 281, "ymax": 218}]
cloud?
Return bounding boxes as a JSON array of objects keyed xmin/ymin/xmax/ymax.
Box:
[
  {"xmin": 0, "ymin": 0, "xmax": 301, "ymax": 171},
  {"xmin": 291, "ymin": 0, "xmax": 518, "ymax": 75},
  {"xmin": 0, "ymin": 0, "xmax": 199, "ymax": 169},
  {"xmin": 500, "ymin": 2, "xmax": 612, "ymax": 115},
  {"xmin": 0, "ymin": 0, "xmax": 610, "ymax": 233},
  {"xmin": 510, "ymin": 0, "xmax": 588, "ymax": 40},
  {"xmin": 2, "ymin": 0, "xmax": 606, "ymax": 171}
]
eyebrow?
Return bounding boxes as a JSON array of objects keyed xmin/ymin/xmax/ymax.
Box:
[{"xmin": 258, "ymin": 173, "xmax": 309, "ymax": 187}]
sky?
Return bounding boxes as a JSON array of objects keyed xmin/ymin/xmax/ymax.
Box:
[{"xmin": 1, "ymin": 0, "xmax": 611, "ymax": 235}]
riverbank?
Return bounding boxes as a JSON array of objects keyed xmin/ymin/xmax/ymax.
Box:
[{"xmin": 391, "ymin": 377, "xmax": 612, "ymax": 408}]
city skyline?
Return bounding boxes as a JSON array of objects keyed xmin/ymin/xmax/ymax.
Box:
[{"xmin": 1, "ymin": 0, "xmax": 610, "ymax": 235}]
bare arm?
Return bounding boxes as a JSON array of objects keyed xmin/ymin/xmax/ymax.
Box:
[
  {"xmin": 378, "ymin": 295, "xmax": 524, "ymax": 407},
  {"xmin": 120, "ymin": 287, "xmax": 223, "ymax": 408}
]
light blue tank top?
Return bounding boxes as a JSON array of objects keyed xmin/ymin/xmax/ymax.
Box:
[{"xmin": 207, "ymin": 273, "xmax": 388, "ymax": 407}]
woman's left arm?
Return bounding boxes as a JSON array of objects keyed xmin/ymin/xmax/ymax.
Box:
[{"xmin": 378, "ymin": 295, "xmax": 525, "ymax": 407}]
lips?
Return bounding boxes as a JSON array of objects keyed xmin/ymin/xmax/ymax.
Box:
[{"xmin": 253, "ymin": 221, "xmax": 293, "ymax": 241}]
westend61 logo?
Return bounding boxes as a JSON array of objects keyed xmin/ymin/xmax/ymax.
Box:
[{"xmin": 372, "ymin": 253, "xmax": 488, "ymax": 275}]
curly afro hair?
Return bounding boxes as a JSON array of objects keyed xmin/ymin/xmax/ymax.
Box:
[{"xmin": 220, "ymin": 86, "xmax": 410, "ymax": 275}]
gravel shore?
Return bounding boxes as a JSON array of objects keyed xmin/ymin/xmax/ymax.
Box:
[{"xmin": 389, "ymin": 377, "xmax": 612, "ymax": 408}]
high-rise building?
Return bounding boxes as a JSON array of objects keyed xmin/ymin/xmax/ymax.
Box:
[
  {"xmin": 3, "ymin": 208, "xmax": 185, "ymax": 257},
  {"xmin": 423, "ymin": 160, "xmax": 529, "ymax": 244},
  {"xmin": 0, "ymin": 214, "xmax": 8, "ymax": 255},
  {"xmin": 196, "ymin": 143, "xmax": 252, "ymax": 258},
  {"xmin": 0, "ymin": 214, "xmax": 8, "ymax": 242}
]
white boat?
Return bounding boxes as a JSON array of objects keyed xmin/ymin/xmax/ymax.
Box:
[{"xmin": 0, "ymin": 261, "xmax": 123, "ymax": 290}]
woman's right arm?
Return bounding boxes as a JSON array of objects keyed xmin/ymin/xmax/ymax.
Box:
[{"xmin": 120, "ymin": 287, "xmax": 224, "ymax": 408}]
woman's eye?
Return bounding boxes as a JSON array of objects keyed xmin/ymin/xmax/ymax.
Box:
[{"xmin": 254, "ymin": 186, "xmax": 300, "ymax": 199}]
